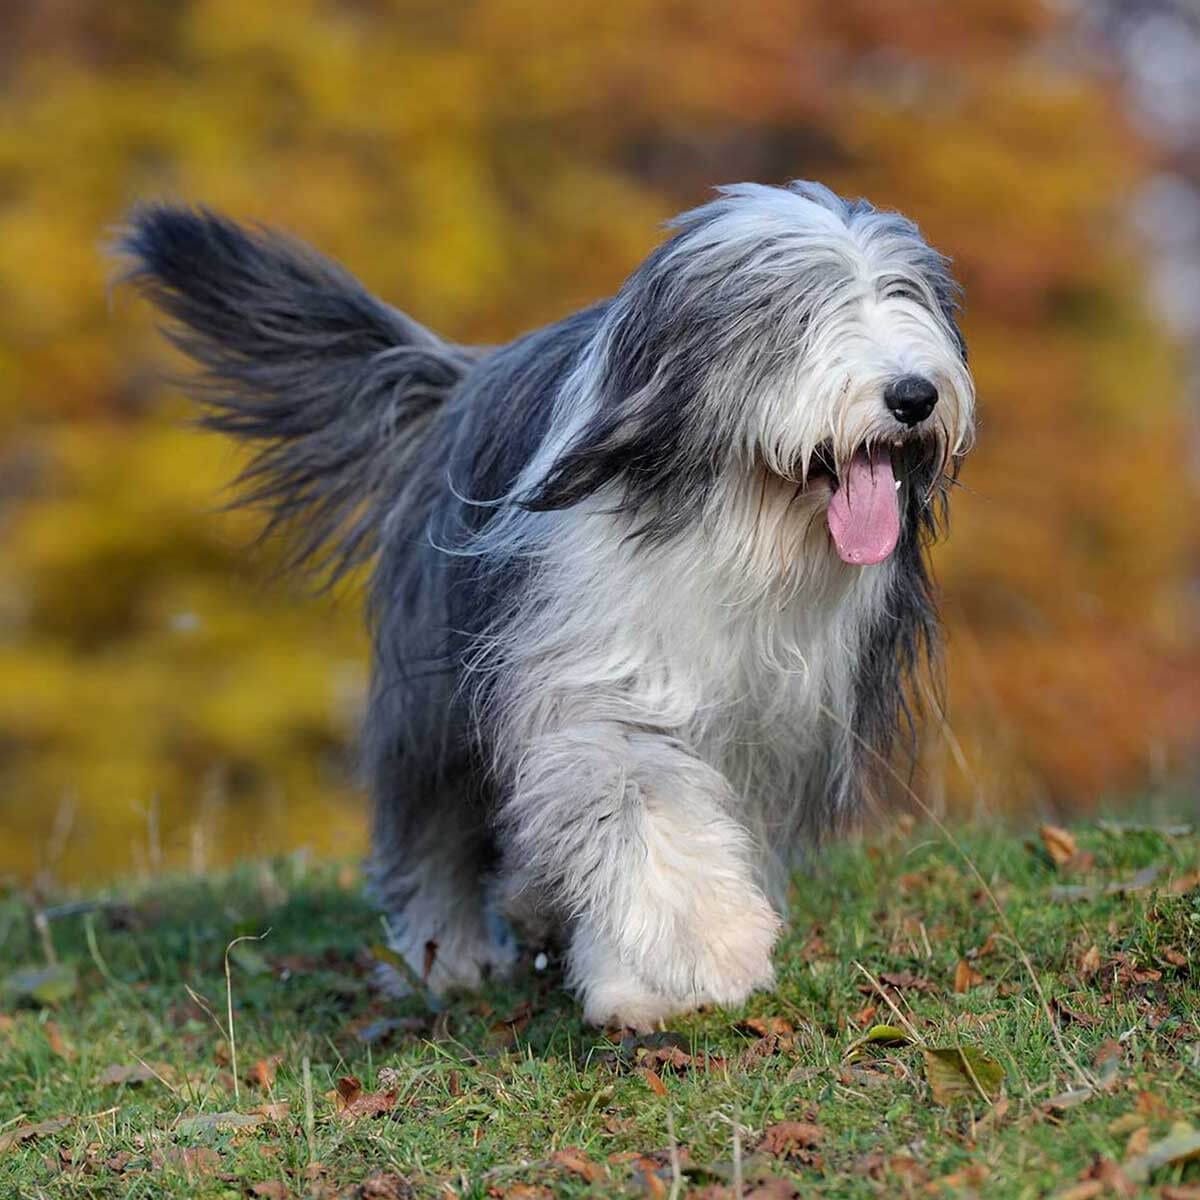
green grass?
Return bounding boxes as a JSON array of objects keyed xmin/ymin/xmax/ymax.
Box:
[{"xmin": 1, "ymin": 821, "xmax": 1197, "ymax": 1198}]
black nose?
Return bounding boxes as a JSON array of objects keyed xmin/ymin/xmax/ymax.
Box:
[{"xmin": 884, "ymin": 374, "xmax": 938, "ymax": 427}]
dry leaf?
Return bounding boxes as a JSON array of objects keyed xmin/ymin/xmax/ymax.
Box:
[
  {"xmin": 1079, "ymin": 944, "xmax": 1102, "ymax": 977},
  {"xmin": 174, "ymin": 1112, "xmax": 264, "ymax": 1136},
  {"xmin": 760, "ymin": 1121, "xmax": 823, "ymax": 1158},
  {"xmin": 249, "ymin": 1183, "xmax": 289, "ymax": 1199},
  {"xmin": 499, "ymin": 1188, "xmax": 553, "ymax": 1200},
  {"xmin": 357, "ymin": 1173, "xmax": 413, "ymax": 1199},
  {"xmin": 254, "ymin": 1101, "xmax": 291, "ymax": 1121},
  {"xmin": 876, "ymin": 971, "xmax": 937, "ymax": 993},
  {"xmin": 954, "ymin": 959, "xmax": 983, "ymax": 993},
  {"xmin": 1040, "ymin": 824, "xmax": 1078, "ymax": 867},
  {"xmin": 549, "ymin": 1147, "xmax": 605, "ymax": 1183},
  {"xmin": 642, "ymin": 1067, "xmax": 667, "ymax": 1097},
  {"xmin": 339, "ymin": 1086, "xmax": 399, "ymax": 1121},
  {"xmin": 96, "ymin": 1063, "xmax": 170, "ymax": 1087},
  {"xmin": 737, "ymin": 1016, "xmax": 794, "ymax": 1039},
  {"xmin": 1123, "ymin": 1126, "xmax": 1151, "ymax": 1159},
  {"xmin": 0, "ymin": 1116, "xmax": 72, "ymax": 1154},
  {"xmin": 43, "ymin": 1021, "xmax": 74, "ymax": 1061},
  {"xmin": 1051, "ymin": 1184, "xmax": 1104, "ymax": 1200},
  {"xmin": 247, "ymin": 1054, "xmax": 283, "ymax": 1089},
  {"xmin": 922, "ymin": 1046, "xmax": 1005, "ymax": 1105},
  {"xmin": 1122, "ymin": 1123, "xmax": 1200, "ymax": 1185},
  {"xmin": 151, "ymin": 1146, "xmax": 223, "ymax": 1175},
  {"xmin": 336, "ymin": 1075, "xmax": 362, "ymax": 1108}
]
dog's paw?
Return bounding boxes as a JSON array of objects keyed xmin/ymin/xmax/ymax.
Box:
[{"xmin": 644, "ymin": 884, "xmax": 782, "ymax": 1010}]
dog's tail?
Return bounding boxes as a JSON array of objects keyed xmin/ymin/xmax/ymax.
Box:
[{"xmin": 117, "ymin": 204, "xmax": 476, "ymax": 579}]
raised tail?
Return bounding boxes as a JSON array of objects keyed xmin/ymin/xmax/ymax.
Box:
[{"xmin": 117, "ymin": 204, "xmax": 476, "ymax": 579}]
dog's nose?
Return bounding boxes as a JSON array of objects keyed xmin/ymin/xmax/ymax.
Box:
[{"xmin": 884, "ymin": 374, "xmax": 938, "ymax": 427}]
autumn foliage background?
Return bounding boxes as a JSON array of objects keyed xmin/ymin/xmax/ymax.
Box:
[{"xmin": 0, "ymin": 1, "xmax": 1195, "ymax": 882}]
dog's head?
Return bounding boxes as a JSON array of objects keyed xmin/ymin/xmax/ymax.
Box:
[{"xmin": 526, "ymin": 181, "xmax": 974, "ymax": 574}]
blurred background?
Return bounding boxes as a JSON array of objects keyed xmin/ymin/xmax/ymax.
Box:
[{"xmin": 0, "ymin": 0, "xmax": 1196, "ymax": 885}]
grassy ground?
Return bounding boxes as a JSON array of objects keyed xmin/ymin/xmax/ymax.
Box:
[{"xmin": 0, "ymin": 819, "xmax": 1197, "ymax": 1199}]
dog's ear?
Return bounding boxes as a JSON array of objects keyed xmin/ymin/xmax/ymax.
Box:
[{"xmin": 520, "ymin": 241, "xmax": 729, "ymax": 537}]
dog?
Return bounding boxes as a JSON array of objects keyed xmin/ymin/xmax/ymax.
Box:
[{"xmin": 120, "ymin": 180, "xmax": 974, "ymax": 1029}]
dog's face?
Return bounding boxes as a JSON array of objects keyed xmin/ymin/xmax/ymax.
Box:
[{"xmin": 527, "ymin": 181, "xmax": 974, "ymax": 573}]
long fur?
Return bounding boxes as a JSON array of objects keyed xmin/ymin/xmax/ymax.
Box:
[{"xmin": 119, "ymin": 181, "xmax": 974, "ymax": 1027}]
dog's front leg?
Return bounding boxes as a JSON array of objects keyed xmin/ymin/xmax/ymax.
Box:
[{"xmin": 501, "ymin": 721, "xmax": 781, "ymax": 1029}]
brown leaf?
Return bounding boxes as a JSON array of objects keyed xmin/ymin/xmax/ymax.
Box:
[
  {"xmin": 642, "ymin": 1067, "xmax": 668, "ymax": 1097},
  {"xmin": 1079, "ymin": 944, "xmax": 1102, "ymax": 977},
  {"xmin": 1162, "ymin": 1187, "xmax": 1200, "ymax": 1200},
  {"xmin": 43, "ymin": 1021, "xmax": 74, "ymax": 1061},
  {"xmin": 0, "ymin": 1116, "xmax": 72, "ymax": 1154},
  {"xmin": 954, "ymin": 959, "xmax": 983, "ymax": 994},
  {"xmin": 336, "ymin": 1075, "xmax": 362, "ymax": 1108},
  {"xmin": 356, "ymin": 1173, "xmax": 413, "ymax": 1200},
  {"xmin": 339, "ymin": 1087, "xmax": 399, "ymax": 1121},
  {"xmin": 254, "ymin": 1101, "xmax": 291, "ymax": 1121},
  {"xmin": 1053, "ymin": 1183, "xmax": 1105, "ymax": 1200},
  {"xmin": 1050, "ymin": 997, "xmax": 1099, "ymax": 1027},
  {"xmin": 760, "ymin": 1121, "xmax": 824, "ymax": 1158},
  {"xmin": 549, "ymin": 1147, "xmax": 605, "ymax": 1183},
  {"xmin": 498, "ymin": 1188, "xmax": 553, "ymax": 1200},
  {"xmin": 247, "ymin": 1054, "xmax": 283, "ymax": 1089},
  {"xmin": 1123, "ymin": 1126, "xmax": 1151, "ymax": 1159},
  {"xmin": 877, "ymin": 971, "xmax": 937, "ymax": 993},
  {"xmin": 931, "ymin": 1162, "xmax": 989, "ymax": 1191},
  {"xmin": 151, "ymin": 1146, "xmax": 222, "ymax": 1176},
  {"xmin": 737, "ymin": 1016, "xmax": 794, "ymax": 1039},
  {"xmin": 96, "ymin": 1062, "xmax": 171, "ymax": 1087},
  {"xmin": 1079, "ymin": 1156, "xmax": 1136, "ymax": 1198},
  {"xmin": 1040, "ymin": 824, "xmax": 1078, "ymax": 867},
  {"xmin": 250, "ymin": 1184, "xmax": 290, "ymax": 1200}
]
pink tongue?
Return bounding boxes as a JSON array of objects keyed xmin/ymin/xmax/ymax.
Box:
[{"xmin": 826, "ymin": 448, "xmax": 900, "ymax": 565}]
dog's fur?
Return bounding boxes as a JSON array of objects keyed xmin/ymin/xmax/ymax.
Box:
[{"xmin": 120, "ymin": 181, "xmax": 974, "ymax": 1028}]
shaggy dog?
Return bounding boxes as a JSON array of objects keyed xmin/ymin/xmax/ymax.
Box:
[{"xmin": 120, "ymin": 181, "xmax": 974, "ymax": 1029}]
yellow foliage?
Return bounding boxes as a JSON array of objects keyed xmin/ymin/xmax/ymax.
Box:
[{"xmin": 0, "ymin": 0, "xmax": 1194, "ymax": 878}]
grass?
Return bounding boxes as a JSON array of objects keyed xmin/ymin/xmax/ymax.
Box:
[{"xmin": 0, "ymin": 819, "xmax": 1197, "ymax": 1199}]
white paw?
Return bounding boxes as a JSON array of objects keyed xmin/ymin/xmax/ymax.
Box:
[{"xmin": 661, "ymin": 885, "xmax": 781, "ymax": 1008}]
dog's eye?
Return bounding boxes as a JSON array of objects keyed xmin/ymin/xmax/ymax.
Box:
[{"xmin": 885, "ymin": 285, "xmax": 922, "ymax": 304}]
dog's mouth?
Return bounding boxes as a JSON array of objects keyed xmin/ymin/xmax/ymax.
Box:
[{"xmin": 795, "ymin": 437, "xmax": 941, "ymax": 567}]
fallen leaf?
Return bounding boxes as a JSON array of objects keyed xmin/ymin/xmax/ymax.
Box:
[
  {"xmin": 355, "ymin": 1172, "xmax": 412, "ymax": 1199},
  {"xmin": 1053, "ymin": 1183, "xmax": 1105, "ymax": 1200},
  {"xmin": 1078, "ymin": 1156, "xmax": 1136, "ymax": 1198},
  {"xmin": 844, "ymin": 1023, "xmax": 912, "ymax": 1062},
  {"xmin": 339, "ymin": 1088, "xmax": 399, "ymax": 1121},
  {"xmin": 499, "ymin": 1188, "xmax": 553, "ymax": 1200},
  {"xmin": 1162, "ymin": 1187, "xmax": 1200, "ymax": 1200},
  {"xmin": 150, "ymin": 1146, "xmax": 223, "ymax": 1176},
  {"xmin": 760, "ymin": 1121, "xmax": 823, "ymax": 1158},
  {"xmin": 931, "ymin": 1162, "xmax": 989, "ymax": 1191},
  {"xmin": 877, "ymin": 971, "xmax": 937, "ymax": 993},
  {"xmin": 174, "ymin": 1111, "xmax": 264, "ymax": 1136},
  {"xmin": 954, "ymin": 959, "xmax": 983, "ymax": 994},
  {"xmin": 250, "ymin": 1183, "xmax": 289, "ymax": 1199},
  {"xmin": 642, "ymin": 1067, "xmax": 668, "ymax": 1097},
  {"xmin": 1079, "ymin": 944, "xmax": 1102, "ymax": 977},
  {"xmin": 550, "ymin": 1147, "xmax": 605, "ymax": 1183},
  {"xmin": 1050, "ymin": 865, "xmax": 1162, "ymax": 902},
  {"xmin": 247, "ymin": 1055, "xmax": 283, "ymax": 1089},
  {"xmin": 96, "ymin": 1063, "xmax": 171, "ymax": 1087},
  {"xmin": 1050, "ymin": 997, "xmax": 1100, "ymax": 1027},
  {"xmin": 1123, "ymin": 1126, "xmax": 1151, "ymax": 1159},
  {"xmin": 254, "ymin": 1101, "xmax": 291, "ymax": 1121},
  {"xmin": 336, "ymin": 1075, "xmax": 363, "ymax": 1108},
  {"xmin": 1040, "ymin": 824, "xmax": 1078, "ymax": 866},
  {"xmin": 3, "ymin": 964, "xmax": 78, "ymax": 1006},
  {"xmin": 922, "ymin": 1046, "xmax": 1005, "ymax": 1105},
  {"xmin": 43, "ymin": 1021, "xmax": 74, "ymax": 1060},
  {"xmin": 0, "ymin": 1116, "xmax": 72, "ymax": 1154},
  {"xmin": 1044, "ymin": 1087, "xmax": 1096, "ymax": 1114},
  {"xmin": 1122, "ymin": 1123, "xmax": 1200, "ymax": 1185},
  {"xmin": 737, "ymin": 1016, "xmax": 794, "ymax": 1039}
]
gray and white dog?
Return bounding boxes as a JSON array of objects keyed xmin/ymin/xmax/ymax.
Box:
[{"xmin": 121, "ymin": 181, "xmax": 974, "ymax": 1029}]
